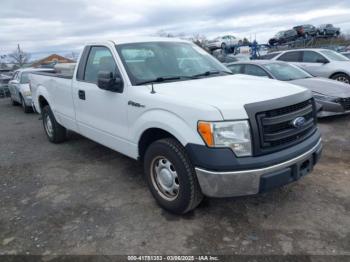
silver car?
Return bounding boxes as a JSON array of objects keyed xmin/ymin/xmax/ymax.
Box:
[
  {"xmin": 226, "ymin": 60, "xmax": 350, "ymax": 117},
  {"xmin": 206, "ymin": 35, "xmax": 242, "ymax": 50},
  {"xmin": 270, "ymin": 49, "xmax": 350, "ymax": 84},
  {"xmin": 8, "ymin": 68, "xmax": 53, "ymax": 113}
]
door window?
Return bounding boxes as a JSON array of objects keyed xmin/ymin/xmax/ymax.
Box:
[
  {"xmin": 84, "ymin": 46, "xmax": 117, "ymax": 84},
  {"xmin": 302, "ymin": 51, "xmax": 325, "ymax": 63},
  {"xmin": 244, "ymin": 65, "xmax": 269, "ymax": 77},
  {"xmin": 227, "ymin": 64, "xmax": 244, "ymax": 74},
  {"xmin": 277, "ymin": 51, "xmax": 301, "ymax": 62}
]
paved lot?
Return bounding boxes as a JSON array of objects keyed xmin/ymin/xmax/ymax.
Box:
[{"xmin": 0, "ymin": 97, "xmax": 349, "ymax": 256}]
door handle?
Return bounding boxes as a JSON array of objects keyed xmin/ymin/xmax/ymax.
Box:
[{"xmin": 78, "ymin": 90, "xmax": 86, "ymax": 100}]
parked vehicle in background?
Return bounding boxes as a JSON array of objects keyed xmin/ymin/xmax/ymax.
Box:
[
  {"xmin": 212, "ymin": 50, "xmax": 250, "ymax": 63},
  {"xmin": 293, "ymin": 24, "xmax": 317, "ymax": 38},
  {"xmin": 8, "ymin": 68, "xmax": 53, "ymax": 113},
  {"xmin": 341, "ymin": 52, "xmax": 350, "ymax": 59},
  {"xmin": 271, "ymin": 49, "xmax": 350, "ymax": 84},
  {"xmin": 29, "ymin": 38, "xmax": 322, "ymax": 214},
  {"xmin": 257, "ymin": 52, "xmax": 281, "ymax": 60},
  {"xmin": 207, "ymin": 35, "xmax": 242, "ymax": 50},
  {"xmin": 226, "ymin": 60, "xmax": 350, "ymax": 117},
  {"xmin": 317, "ymin": 24, "xmax": 340, "ymax": 37},
  {"xmin": 268, "ymin": 30, "xmax": 298, "ymax": 46},
  {"xmin": 0, "ymin": 74, "xmax": 12, "ymax": 98}
]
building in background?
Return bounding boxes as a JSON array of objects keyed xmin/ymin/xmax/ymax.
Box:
[{"xmin": 31, "ymin": 54, "xmax": 74, "ymax": 68}]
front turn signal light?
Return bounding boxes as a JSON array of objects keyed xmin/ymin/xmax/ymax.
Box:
[{"xmin": 197, "ymin": 121, "xmax": 214, "ymax": 147}]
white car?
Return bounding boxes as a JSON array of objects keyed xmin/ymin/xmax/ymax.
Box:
[
  {"xmin": 207, "ymin": 35, "xmax": 242, "ymax": 50},
  {"xmin": 8, "ymin": 68, "xmax": 53, "ymax": 113},
  {"xmin": 30, "ymin": 38, "xmax": 322, "ymax": 214},
  {"xmin": 270, "ymin": 49, "xmax": 350, "ymax": 84}
]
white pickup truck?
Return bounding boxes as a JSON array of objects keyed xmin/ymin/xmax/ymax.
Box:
[{"xmin": 30, "ymin": 38, "xmax": 322, "ymax": 214}]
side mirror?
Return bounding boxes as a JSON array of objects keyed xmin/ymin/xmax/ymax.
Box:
[
  {"xmin": 316, "ymin": 58, "xmax": 329, "ymax": 64},
  {"xmin": 97, "ymin": 71, "xmax": 124, "ymax": 93}
]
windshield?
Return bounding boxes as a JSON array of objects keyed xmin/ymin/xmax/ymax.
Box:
[
  {"xmin": 116, "ymin": 42, "xmax": 230, "ymax": 85},
  {"xmin": 320, "ymin": 50, "xmax": 349, "ymax": 61},
  {"xmin": 264, "ymin": 63, "xmax": 312, "ymax": 81}
]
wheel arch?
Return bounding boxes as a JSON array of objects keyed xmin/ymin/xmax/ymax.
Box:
[
  {"xmin": 329, "ymin": 72, "xmax": 349, "ymax": 79},
  {"xmin": 138, "ymin": 128, "xmax": 178, "ymax": 160},
  {"xmin": 38, "ymin": 95, "xmax": 49, "ymax": 112},
  {"xmin": 133, "ymin": 110, "xmax": 204, "ymax": 160}
]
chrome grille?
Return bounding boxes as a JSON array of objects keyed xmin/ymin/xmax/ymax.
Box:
[{"xmin": 255, "ymin": 99, "xmax": 317, "ymax": 154}]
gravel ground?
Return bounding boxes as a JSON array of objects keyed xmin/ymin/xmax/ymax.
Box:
[{"xmin": 0, "ymin": 97, "xmax": 349, "ymax": 256}]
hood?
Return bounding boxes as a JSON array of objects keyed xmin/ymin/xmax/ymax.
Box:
[
  {"xmin": 153, "ymin": 74, "xmax": 308, "ymax": 119},
  {"xmin": 289, "ymin": 77, "xmax": 350, "ymax": 98}
]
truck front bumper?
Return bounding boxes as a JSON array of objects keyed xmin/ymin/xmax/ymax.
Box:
[{"xmin": 193, "ymin": 138, "xmax": 322, "ymax": 198}]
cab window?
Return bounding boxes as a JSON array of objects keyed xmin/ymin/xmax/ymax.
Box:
[
  {"xmin": 84, "ymin": 46, "xmax": 117, "ymax": 84},
  {"xmin": 302, "ymin": 51, "xmax": 325, "ymax": 63},
  {"xmin": 277, "ymin": 51, "xmax": 302, "ymax": 62},
  {"xmin": 227, "ymin": 64, "xmax": 244, "ymax": 74}
]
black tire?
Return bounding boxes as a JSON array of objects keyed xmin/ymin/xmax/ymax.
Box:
[
  {"xmin": 11, "ymin": 98, "xmax": 19, "ymax": 106},
  {"xmin": 331, "ymin": 73, "xmax": 350, "ymax": 85},
  {"xmin": 144, "ymin": 138, "xmax": 203, "ymax": 214},
  {"xmin": 20, "ymin": 96, "xmax": 32, "ymax": 113},
  {"xmin": 42, "ymin": 105, "xmax": 67, "ymax": 143}
]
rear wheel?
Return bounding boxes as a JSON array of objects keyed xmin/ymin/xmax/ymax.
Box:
[
  {"xmin": 42, "ymin": 105, "xmax": 67, "ymax": 143},
  {"xmin": 331, "ymin": 73, "xmax": 350, "ymax": 84},
  {"xmin": 144, "ymin": 138, "xmax": 203, "ymax": 214},
  {"xmin": 11, "ymin": 97, "xmax": 19, "ymax": 106},
  {"xmin": 20, "ymin": 96, "xmax": 32, "ymax": 113}
]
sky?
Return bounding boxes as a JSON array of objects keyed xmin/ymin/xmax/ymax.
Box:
[{"xmin": 1, "ymin": 0, "xmax": 350, "ymax": 60}]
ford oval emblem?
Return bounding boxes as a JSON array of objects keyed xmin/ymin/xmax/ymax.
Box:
[{"xmin": 292, "ymin": 117, "xmax": 306, "ymax": 128}]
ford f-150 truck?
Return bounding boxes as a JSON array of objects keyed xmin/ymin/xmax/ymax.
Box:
[{"xmin": 29, "ymin": 38, "xmax": 322, "ymax": 214}]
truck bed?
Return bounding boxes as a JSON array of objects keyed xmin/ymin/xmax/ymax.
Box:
[{"xmin": 31, "ymin": 71, "xmax": 73, "ymax": 79}]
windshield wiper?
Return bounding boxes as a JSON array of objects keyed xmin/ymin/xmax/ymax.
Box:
[
  {"xmin": 136, "ymin": 76, "xmax": 182, "ymax": 86},
  {"xmin": 135, "ymin": 71, "xmax": 232, "ymax": 86},
  {"xmin": 191, "ymin": 70, "xmax": 232, "ymax": 78}
]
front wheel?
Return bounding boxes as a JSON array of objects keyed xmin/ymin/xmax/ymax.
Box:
[
  {"xmin": 331, "ymin": 73, "xmax": 350, "ymax": 84},
  {"xmin": 144, "ymin": 138, "xmax": 203, "ymax": 214},
  {"xmin": 42, "ymin": 105, "xmax": 67, "ymax": 143}
]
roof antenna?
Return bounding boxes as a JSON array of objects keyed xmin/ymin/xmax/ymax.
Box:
[{"xmin": 151, "ymin": 83, "xmax": 156, "ymax": 94}]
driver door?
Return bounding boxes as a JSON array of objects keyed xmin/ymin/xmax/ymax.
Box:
[{"xmin": 72, "ymin": 45, "xmax": 130, "ymax": 155}]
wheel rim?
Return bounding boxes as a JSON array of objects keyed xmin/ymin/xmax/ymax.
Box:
[
  {"xmin": 150, "ymin": 156, "xmax": 179, "ymax": 201},
  {"xmin": 335, "ymin": 76, "xmax": 350, "ymax": 84},
  {"xmin": 44, "ymin": 114, "xmax": 54, "ymax": 137}
]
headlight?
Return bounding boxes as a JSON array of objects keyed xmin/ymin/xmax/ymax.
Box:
[
  {"xmin": 198, "ymin": 121, "xmax": 252, "ymax": 157},
  {"xmin": 22, "ymin": 90, "xmax": 32, "ymax": 97}
]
